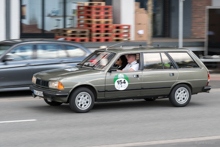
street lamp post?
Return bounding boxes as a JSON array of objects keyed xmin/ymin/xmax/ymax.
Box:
[
  {"xmin": 147, "ymin": 0, "xmax": 153, "ymax": 47},
  {"xmin": 179, "ymin": 0, "xmax": 184, "ymax": 48}
]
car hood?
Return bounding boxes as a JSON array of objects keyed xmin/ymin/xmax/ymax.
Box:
[{"xmin": 35, "ymin": 67, "xmax": 101, "ymax": 81}]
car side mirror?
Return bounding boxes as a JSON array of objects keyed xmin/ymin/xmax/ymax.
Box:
[
  {"xmin": 2, "ymin": 55, "xmax": 13, "ymax": 62},
  {"xmin": 109, "ymin": 66, "xmax": 118, "ymax": 72}
]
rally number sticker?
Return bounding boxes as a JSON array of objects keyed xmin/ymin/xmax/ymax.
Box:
[{"xmin": 114, "ymin": 74, "xmax": 129, "ymax": 90}]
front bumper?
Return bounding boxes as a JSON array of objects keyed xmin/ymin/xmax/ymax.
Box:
[
  {"xmin": 202, "ymin": 85, "xmax": 211, "ymax": 92},
  {"xmin": 30, "ymin": 84, "xmax": 69, "ymax": 103}
]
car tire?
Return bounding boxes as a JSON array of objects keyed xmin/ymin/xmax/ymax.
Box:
[
  {"xmin": 144, "ymin": 98, "xmax": 156, "ymax": 101},
  {"xmin": 169, "ymin": 84, "xmax": 191, "ymax": 107},
  {"xmin": 44, "ymin": 99, "xmax": 63, "ymax": 106},
  {"xmin": 69, "ymin": 87, "xmax": 95, "ymax": 113}
]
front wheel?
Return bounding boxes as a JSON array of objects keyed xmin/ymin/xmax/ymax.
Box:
[
  {"xmin": 169, "ymin": 84, "xmax": 191, "ymax": 107},
  {"xmin": 69, "ymin": 87, "xmax": 95, "ymax": 113}
]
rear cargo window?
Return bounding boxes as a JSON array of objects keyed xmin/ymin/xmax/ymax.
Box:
[{"xmin": 168, "ymin": 52, "xmax": 199, "ymax": 68}]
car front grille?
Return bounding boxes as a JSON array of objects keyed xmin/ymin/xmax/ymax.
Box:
[{"xmin": 36, "ymin": 79, "xmax": 49, "ymax": 87}]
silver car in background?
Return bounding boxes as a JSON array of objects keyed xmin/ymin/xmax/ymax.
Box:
[{"xmin": 0, "ymin": 39, "xmax": 91, "ymax": 92}]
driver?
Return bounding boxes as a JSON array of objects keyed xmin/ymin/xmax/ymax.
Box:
[{"xmin": 122, "ymin": 54, "xmax": 139, "ymax": 71}]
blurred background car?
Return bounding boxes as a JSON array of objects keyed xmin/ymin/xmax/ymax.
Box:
[{"xmin": 0, "ymin": 39, "xmax": 91, "ymax": 92}]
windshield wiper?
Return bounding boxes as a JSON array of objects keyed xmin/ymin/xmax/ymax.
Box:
[
  {"xmin": 83, "ymin": 64, "xmax": 95, "ymax": 70},
  {"xmin": 91, "ymin": 65, "xmax": 95, "ymax": 70}
]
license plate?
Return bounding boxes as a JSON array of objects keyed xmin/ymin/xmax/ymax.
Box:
[{"xmin": 34, "ymin": 90, "xmax": 44, "ymax": 97}]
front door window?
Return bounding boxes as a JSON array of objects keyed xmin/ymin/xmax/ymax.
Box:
[{"xmin": 7, "ymin": 45, "xmax": 34, "ymax": 61}]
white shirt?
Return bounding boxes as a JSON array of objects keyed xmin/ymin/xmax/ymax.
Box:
[{"xmin": 122, "ymin": 61, "xmax": 139, "ymax": 71}]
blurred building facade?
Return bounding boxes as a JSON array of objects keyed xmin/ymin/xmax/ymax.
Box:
[{"xmin": 0, "ymin": 0, "xmax": 219, "ymax": 41}]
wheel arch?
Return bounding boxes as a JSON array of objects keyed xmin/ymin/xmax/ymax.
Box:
[
  {"xmin": 169, "ymin": 82, "xmax": 192, "ymax": 96},
  {"xmin": 67, "ymin": 84, "xmax": 98, "ymax": 103}
]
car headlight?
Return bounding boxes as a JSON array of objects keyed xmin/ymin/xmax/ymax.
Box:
[
  {"xmin": 32, "ymin": 76, "xmax": 37, "ymax": 84},
  {"xmin": 49, "ymin": 81, "xmax": 64, "ymax": 90}
]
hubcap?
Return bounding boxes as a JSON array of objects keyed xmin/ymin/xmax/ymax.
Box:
[
  {"xmin": 75, "ymin": 92, "xmax": 92, "ymax": 110},
  {"xmin": 175, "ymin": 87, "xmax": 189, "ymax": 104}
]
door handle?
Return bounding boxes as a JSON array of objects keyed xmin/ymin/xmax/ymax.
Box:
[
  {"xmin": 169, "ymin": 73, "xmax": 174, "ymax": 76},
  {"xmin": 133, "ymin": 74, "xmax": 139, "ymax": 78}
]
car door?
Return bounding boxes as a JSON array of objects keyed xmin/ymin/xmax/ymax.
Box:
[
  {"xmin": 0, "ymin": 44, "xmax": 35, "ymax": 88},
  {"xmin": 105, "ymin": 54, "xmax": 142, "ymax": 99},
  {"xmin": 141, "ymin": 52, "xmax": 179, "ymax": 96}
]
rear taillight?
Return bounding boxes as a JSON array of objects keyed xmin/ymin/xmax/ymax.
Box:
[{"xmin": 207, "ymin": 71, "xmax": 210, "ymax": 86}]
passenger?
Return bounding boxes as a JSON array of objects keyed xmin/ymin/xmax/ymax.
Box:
[
  {"xmin": 115, "ymin": 55, "xmax": 127, "ymax": 70},
  {"xmin": 122, "ymin": 54, "xmax": 139, "ymax": 71}
]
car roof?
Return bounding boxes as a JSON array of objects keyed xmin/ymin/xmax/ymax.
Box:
[
  {"xmin": 96, "ymin": 47, "xmax": 190, "ymax": 54},
  {"xmin": 0, "ymin": 39, "xmax": 83, "ymax": 46}
]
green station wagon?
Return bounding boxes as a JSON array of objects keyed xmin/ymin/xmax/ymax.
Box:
[{"xmin": 30, "ymin": 48, "xmax": 211, "ymax": 113}]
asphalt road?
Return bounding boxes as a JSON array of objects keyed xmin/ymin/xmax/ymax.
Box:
[{"xmin": 0, "ymin": 85, "xmax": 220, "ymax": 147}]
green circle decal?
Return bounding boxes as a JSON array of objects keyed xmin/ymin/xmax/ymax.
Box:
[{"xmin": 114, "ymin": 74, "xmax": 129, "ymax": 90}]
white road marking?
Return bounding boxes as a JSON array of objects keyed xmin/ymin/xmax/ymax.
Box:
[
  {"xmin": 0, "ymin": 98, "xmax": 41, "ymax": 102},
  {"xmin": 0, "ymin": 119, "xmax": 37, "ymax": 124},
  {"xmin": 89, "ymin": 136, "xmax": 220, "ymax": 147}
]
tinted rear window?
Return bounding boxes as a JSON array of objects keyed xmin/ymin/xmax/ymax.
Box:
[
  {"xmin": 36, "ymin": 44, "xmax": 67, "ymax": 59},
  {"xmin": 168, "ymin": 52, "xmax": 199, "ymax": 68}
]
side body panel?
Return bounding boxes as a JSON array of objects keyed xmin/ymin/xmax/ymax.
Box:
[
  {"xmin": 176, "ymin": 68, "xmax": 208, "ymax": 94},
  {"xmin": 141, "ymin": 69, "xmax": 179, "ymax": 96},
  {"xmin": 172, "ymin": 51, "xmax": 209, "ymax": 94},
  {"xmin": 105, "ymin": 71, "xmax": 142, "ymax": 99},
  {"xmin": 0, "ymin": 60, "xmax": 34, "ymax": 88},
  {"xmin": 61, "ymin": 71, "xmax": 106, "ymax": 99}
]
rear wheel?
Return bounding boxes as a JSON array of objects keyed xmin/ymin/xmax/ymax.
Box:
[
  {"xmin": 169, "ymin": 84, "xmax": 191, "ymax": 107},
  {"xmin": 44, "ymin": 99, "xmax": 62, "ymax": 106},
  {"xmin": 69, "ymin": 87, "xmax": 95, "ymax": 113}
]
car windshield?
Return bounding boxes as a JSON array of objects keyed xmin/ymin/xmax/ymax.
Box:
[
  {"xmin": 0, "ymin": 45, "xmax": 12, "ymax": 56},
  {"xmin": 79, "ymin": 51, "xmax": 115, "ymax": 70}
]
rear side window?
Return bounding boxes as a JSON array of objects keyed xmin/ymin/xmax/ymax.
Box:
[
  {"xmin": 65, "ymin": 45, "xmax": 85, "ymax": 57},
  {"xmin": 36, "ymin": 44, "xmax": 67, "ymax": 59},
  {"xmin": 168, "ymin": 52, "xmax": 199, "ymax": 68},
  {"xmin": 143, "ymin": 53, "xmax": 163, "ymax": 69}
]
